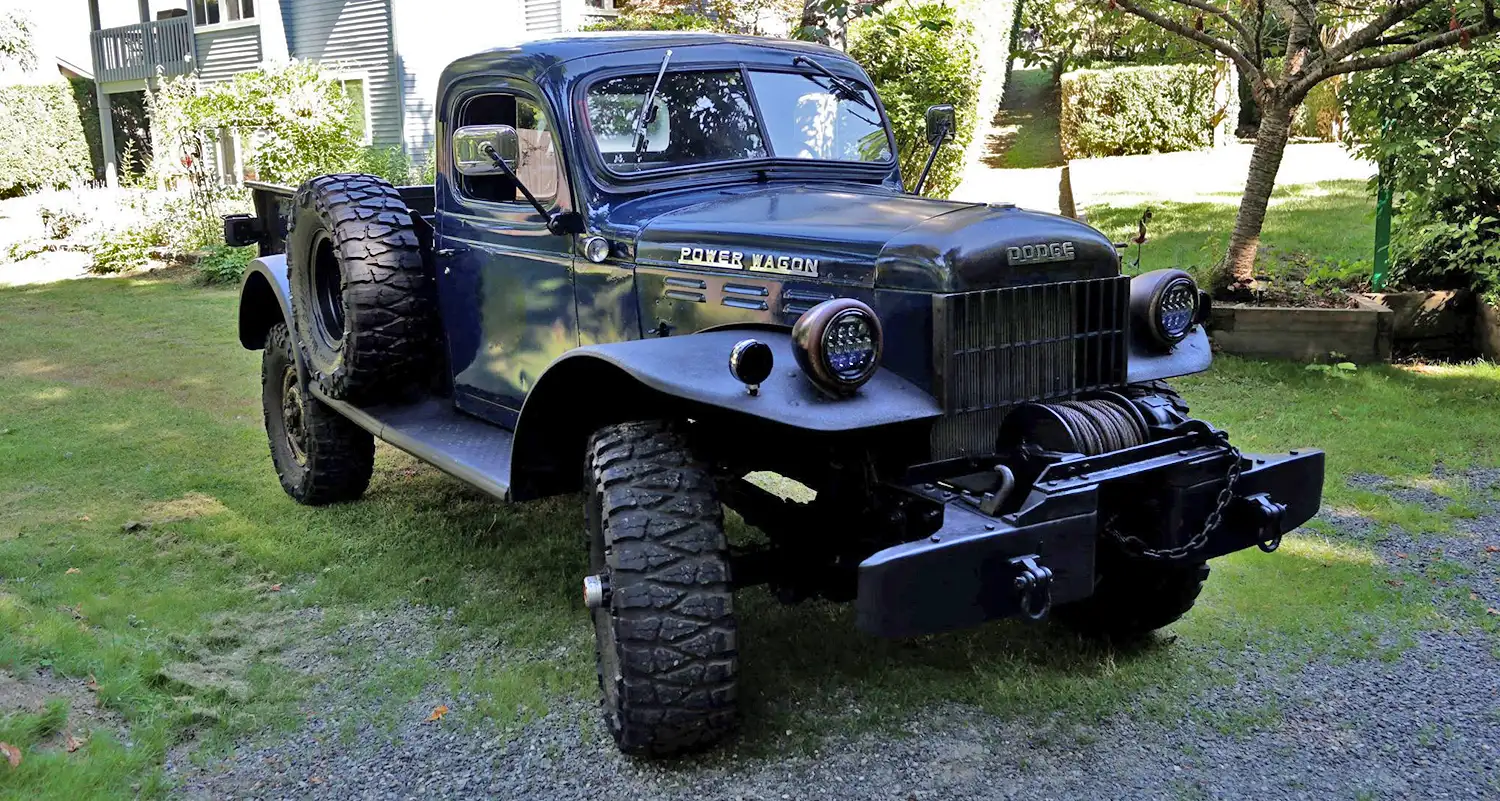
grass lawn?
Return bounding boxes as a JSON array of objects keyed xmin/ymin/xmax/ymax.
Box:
[
  {"xmin": 1, "ymin": 273, "xmax": 1496, "ymax": 797},
  {"xmin": 1088, "ymin": 179, "xmax": 1377, "ymax": 287}
]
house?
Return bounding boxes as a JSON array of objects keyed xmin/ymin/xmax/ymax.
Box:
[{"xmin": 84, "ymin": 0, "xmax": 621, "ymax": 185}]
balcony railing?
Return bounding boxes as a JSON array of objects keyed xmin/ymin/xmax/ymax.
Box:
[{"xmin": 90, "ymin": 16, "xmax": 195, "ymax": 85}]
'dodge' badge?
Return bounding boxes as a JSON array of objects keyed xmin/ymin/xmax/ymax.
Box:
[{"xmin": 678, "ymin": 246, "xmax": 820, "ymax": 278}]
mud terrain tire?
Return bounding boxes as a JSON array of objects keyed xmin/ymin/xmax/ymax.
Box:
[
  {"xmin": 287, "ymin": 173, "xmax": 431, "ymax": 403},
  {"xmin": 262, "ymin": 323, "xmax": 375, "ymax": 505},
  {"xmin": 584, "ymin": 421, "xmax": 738, "ymax": 756},
  {"xmin": 1055, "ymin": 558, "xmax": 1210, "ymax": 642}
]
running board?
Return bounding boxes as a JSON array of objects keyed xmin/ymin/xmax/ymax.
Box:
[{"xmin": 310, "ymin": 389, "xmax": 513, "ymax": 502}]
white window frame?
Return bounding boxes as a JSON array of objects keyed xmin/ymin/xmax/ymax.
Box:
[
  {"xmin": 334, "ymin": 71, "xmax": 375, "ymax": 146},
  {"xmin": 191, "ymin": 0, "xmax": 259, "ymax": 33}
]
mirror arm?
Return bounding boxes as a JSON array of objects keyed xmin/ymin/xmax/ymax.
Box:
[
  {"xmin": 912, "ymin": 123, "xmax": 951, "ymax": 196},
  {"xmin": 480, "ymin": 142, "xmax": 582, "ymax": 235}
]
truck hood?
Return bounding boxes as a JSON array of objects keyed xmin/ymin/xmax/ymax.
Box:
[{"xmin": 624, "ymin": 184, "xmax": 1119, "ymax": 291}]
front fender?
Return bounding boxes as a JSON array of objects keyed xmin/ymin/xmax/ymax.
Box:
[
  {"xmin": 558, "ymin": 329, "xmax": 942, "ymax": 432},
  {"xmin": 237, "ymin": 255, "xmax": 292, "ymax": 349},
  {"xmin": 1126, "ymin": 327, "xmax": 1212, "ymax": 385},
  {"xmin": 508, "ymin": 329, "xmax": 942, "ymax": 500}
]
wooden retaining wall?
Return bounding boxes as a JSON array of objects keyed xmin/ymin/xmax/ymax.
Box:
[{"xmin": 1209, "ymin": 294, "xmax": 1393, "ymax": 363}]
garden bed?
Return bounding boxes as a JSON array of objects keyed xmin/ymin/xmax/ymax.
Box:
[{"xmin": 1209, "ymin": 292, "xmax": 1393, "ymax": 363}]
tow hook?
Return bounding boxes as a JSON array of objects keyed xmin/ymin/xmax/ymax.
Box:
[
  {"xmin": 1010, "ymin": 555, "xmax": 1054, "ymax": 621},
  {"xmin": 1243, "ymin": 493, "xmax": 1288, "ymax": 553},
  {"xmin": 583, "ymin": 574, "xmax": 611, "ymax": 609}
]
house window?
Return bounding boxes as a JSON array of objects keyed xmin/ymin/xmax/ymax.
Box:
[
  {"xmin": 338, "ymin": 78, "xmax": 371, "ymax": 144},
  {"xmin": 193, "ymin": 0, "xmax": 255, "ymax": 26},
  {"xmin": 586, "ymin": 0, "xmax": 618, "ymax": 10}
]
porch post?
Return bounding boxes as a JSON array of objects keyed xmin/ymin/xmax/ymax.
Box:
[
  {"xmin": 87, "ymin": 0, "xmax": 101, "ymax": 31},
  {"xmin": 97, "ymin": 90, "xmax": 118, "ymax": 188},
  {"xmin": 138, "ymin": 0, "xmax": 151, "ymax": 23}
]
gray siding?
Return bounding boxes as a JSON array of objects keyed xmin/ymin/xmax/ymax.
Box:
[
  {"xmin": 194, "ymin": 26, "xmax": 263, "ymax": 83},
  {"xmin": 525, "ymin": 0, "xmax": 564, "ymax": 34},
  {"xmin": 280, "ymin": 0, "xmax": 402, "ymax": 149}
]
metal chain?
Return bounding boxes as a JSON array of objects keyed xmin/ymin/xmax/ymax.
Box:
[{"xmin": 1107, "ymin": 437, "xmax": 1244, "ymax": 562}]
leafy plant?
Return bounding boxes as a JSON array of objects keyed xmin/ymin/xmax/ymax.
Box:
[
  {"xmin": 194, "ymin": 245, "xmax": 256, "ymax": 284},
  {"xmin": 353, "ymin": 145, "xmax": 415, "ymax": 186},
  {"xmin": 89, "ymin": 226, "xmax": 160, "ymax": 275},
  {"xmin": 847, "ymin": 2, "xmax": 979, "ymax": 198},
  {"xmin": 1343, "ymin": 42, "xmax": 1500, "ymax": 301},
  {"xmin": 1059, "ymin": 64, "xmax": 1233, "ymax": 158}
]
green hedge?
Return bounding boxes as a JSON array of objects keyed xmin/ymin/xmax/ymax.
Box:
[
  {"xmin": 0, "ymin": 81, "xmax": 93, "ymax": 197},
  {"xmin": 1059, "ymin": 64, "xmax": 1229, "ymax": 159},
  {"xmin": 849, "ymin": 3, "xmax": 980, "ymax": 198}
]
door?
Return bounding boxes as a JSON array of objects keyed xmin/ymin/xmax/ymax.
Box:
[{"xmin": 435, "ymin": 87, "xmax": 579, "ymax": 428}]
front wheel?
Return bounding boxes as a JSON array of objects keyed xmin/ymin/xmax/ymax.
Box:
[
  {"xmin": 584, "ymin": 421, "xmax": 738, "ymax": 756},
  {"xmin": 1052, "ymin": 556, "xmax": 1209, "ymax": 642}
]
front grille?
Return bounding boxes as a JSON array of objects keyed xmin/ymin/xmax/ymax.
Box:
[{"xmin": 930, "ymin": 276, "xmax": 1131, "ymax": 458}]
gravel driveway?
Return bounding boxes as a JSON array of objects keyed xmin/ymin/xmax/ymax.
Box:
[{"xmin": 171, "ymin": 473, "xmax": 1500, "ymax": 801}]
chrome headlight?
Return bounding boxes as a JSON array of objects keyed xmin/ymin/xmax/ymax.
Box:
[
  {"xmin": 1131, "ymin": 269, "xmax": 1201, "ymax": 348},
  {"xmin": 792, "ymin": 298, "xmax": 883, "ymax": 395}
]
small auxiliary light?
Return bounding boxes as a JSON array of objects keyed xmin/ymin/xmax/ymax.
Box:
[
  {"xmin": 728, "ymin": 339, "xmax": 774, "ymax": 396},
  {"xmin": 581, "ymin": 235, "xmax": 611, "ymax": 264}
]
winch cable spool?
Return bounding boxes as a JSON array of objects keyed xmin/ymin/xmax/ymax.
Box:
[{"xmin": 1049, "ymin": 399, "xmax": 1149, "ymax": 455}]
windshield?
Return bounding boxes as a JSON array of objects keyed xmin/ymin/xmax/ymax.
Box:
[{"xmin": 584, "ymin": 68, "xmax": 892, "ymax": 175}]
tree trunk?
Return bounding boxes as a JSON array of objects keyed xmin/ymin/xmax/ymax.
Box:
[{"xmin": 1219, "ymin": 102, "xmax": 1295, "ymax": 291}]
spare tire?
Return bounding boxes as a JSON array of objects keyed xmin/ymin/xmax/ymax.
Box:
[{"xmin": 287, "ymin": 173, "xmax": 432, "ymax": 403}]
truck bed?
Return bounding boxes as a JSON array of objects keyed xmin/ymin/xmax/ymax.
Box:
[
  {"xmin": 245, "ymin": 181, "xmax": 435, "ymax": 257},
  {"xmin": 311, "ymin": 389, "xmax": 514, "ymax": 501}
]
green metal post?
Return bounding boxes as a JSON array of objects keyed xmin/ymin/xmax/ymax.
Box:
[
  {"xmin": 1373, "ymin": 167, "xmax": 1392, "ymax": 291},
  {"xmin": 1372, "ymin": 118, "xmax": 1393, "ymax": 291}
]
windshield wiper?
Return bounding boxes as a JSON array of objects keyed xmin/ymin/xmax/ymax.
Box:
[
  {"xmin": 791, "ymin": 55, "xmax": 877, "ymax": 113},
  {"xmin": 633, "ymin": 49, "xmax": 672, "ymax": 154}
]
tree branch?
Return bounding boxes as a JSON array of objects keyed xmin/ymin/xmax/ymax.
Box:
[
  {"xmin": 1163, "ymin": 0, "xmax": 1257, "ymax": 50},
  {"xmin": 1322, "ymin": 0, "xmax": 1429, "ymax": 63},
  {"xmin": 1111, "ymin": 0, "xmax": 1261, "ymax": 82},
  {"xmin": 1293, "ymin": 21, "xmax": 1500, "ymax": 97}
]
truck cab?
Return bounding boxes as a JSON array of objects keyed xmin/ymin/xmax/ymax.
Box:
[{"xmin": 231, "ymin": 32, "xmax": 1325, "ymax": 758}]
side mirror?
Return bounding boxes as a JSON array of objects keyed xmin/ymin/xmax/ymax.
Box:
[
  {"xmin": 925, "ymin": 104, "xmax": 956, "ymax": 148},
  {"xmin": 453, "ymin": 125, "xmax": 521, "ymax": 177}
]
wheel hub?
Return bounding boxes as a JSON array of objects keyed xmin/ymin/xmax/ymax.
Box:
[{"xmin": 280, "ymin": 365, "xmax": 310, "ymax": 464}]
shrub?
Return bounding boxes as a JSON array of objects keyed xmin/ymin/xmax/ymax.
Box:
[
  {"xmin": 353, "ymin": 145, "xmax": 414, "ymax": 186},
  {"xmin": 1058, "ymin": 64, "xmax": 1231, "ymax": 158},
  {"xmin": 195, "ymin": 245, "xmax": 255, "ymax": 284},
  {"xmin": 1344, "ymin": 42, "xmax": 1500, "ymax": 300},
  {"xmin": 90, "ymin": 226, "xmax": 158, "ymax": 274},
  {"xmin": 584, "ymin": 10, "xmax": 722, "ymax": 30},
  {"xmin": 0, "ymin": 81, "xmax": 94, "ymax": 197},
  {"xmin": 848, "ymin": 3, "xmax": 979, "ymax": 198}
]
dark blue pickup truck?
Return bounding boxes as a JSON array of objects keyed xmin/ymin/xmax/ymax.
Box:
[{"xmin": 228, "ymin": 32, "xmax": 1324, "ymax": 756}]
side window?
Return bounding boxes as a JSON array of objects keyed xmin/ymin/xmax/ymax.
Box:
[{"xmin": 456, "ymin": 93, "xmax": 560, "ymax": 206}]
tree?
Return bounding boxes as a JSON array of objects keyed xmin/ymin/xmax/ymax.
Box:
[
  {"xmin": 795, "ymin": 0, "xmax": 892, "ymax": 46},
  {"xmin": 0, "ymin": 10, "xmax": 36, "ymax": 71},
  {"xmin": 1106, "ymin": 0, "xmax": 1500, "ymax": 290}
]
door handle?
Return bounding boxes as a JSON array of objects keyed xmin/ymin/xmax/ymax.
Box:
[{"xmin": 435, "ymin": 248, "xmax": 457, "ymax": 257}]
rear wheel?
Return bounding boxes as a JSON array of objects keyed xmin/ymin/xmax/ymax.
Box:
[
  {"xmin": 584, "ymin": 421, "xmax": 739, "ymax": 756},
  {"xmin": 262, "ymin": 323, "xmax": 374, "ymax": 505}
]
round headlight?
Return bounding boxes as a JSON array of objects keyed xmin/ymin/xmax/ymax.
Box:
[
  {"xmin": 792, "ymin": 299, "xmax": 883, "ymax": 395},
  {"xmin": 1130, "ymin": 269, "xmax": 1200, "ymax": 348},
  {"xmin": 1156, "ymin": 276, "xmax": 1199, "ymax": 343}
]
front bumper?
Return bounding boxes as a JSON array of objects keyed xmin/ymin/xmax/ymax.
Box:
[{"xmin": 855, "ymin": 431, "xmax": 1325, "ymax": 638}]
